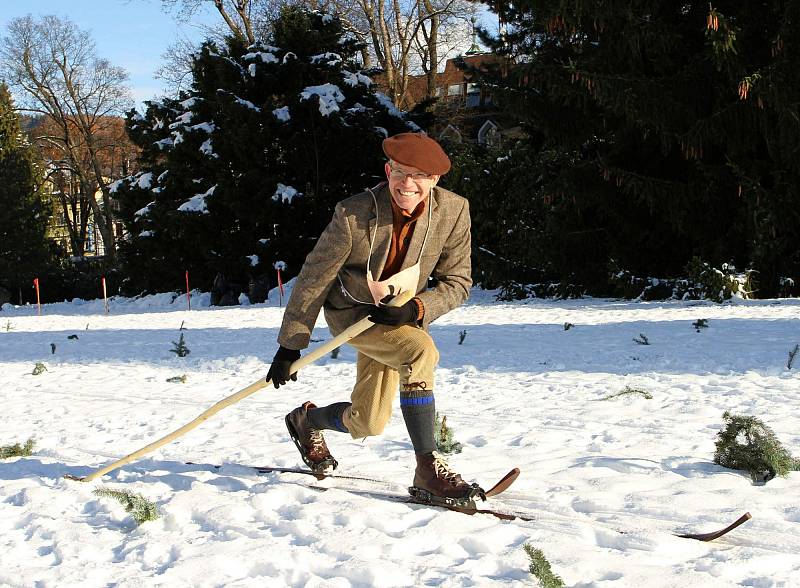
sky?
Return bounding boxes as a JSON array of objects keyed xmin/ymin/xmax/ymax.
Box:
[{"xmin": 0, "ymin": 0, "xmax": 219, "ymax": 109}]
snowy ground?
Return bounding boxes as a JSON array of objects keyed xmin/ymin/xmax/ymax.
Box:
[{"xmin": 1, "ymin": 288, "xmax": 799, "ymax": 587}]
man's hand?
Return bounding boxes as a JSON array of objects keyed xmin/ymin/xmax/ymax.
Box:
[
  {"xmin": 368, "ymin": 298, "xmax": 419, "ymax": 326},
  {"xmin": 267, "ymin": 345, "xmax": 301, "ymax": 388}
]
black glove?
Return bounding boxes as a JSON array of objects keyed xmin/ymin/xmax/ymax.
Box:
[
  {"xmin": 266, "ymin": 345, "xmax": 301, "ymax": 389},
  {"xmin": 368, "ymin": 298, "xmax": 419, "ymax": 326}
]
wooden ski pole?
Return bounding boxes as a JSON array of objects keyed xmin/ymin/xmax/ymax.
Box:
[{"xmin": 67, "ymin": 291, "xmax": 413, "ymax": 482}]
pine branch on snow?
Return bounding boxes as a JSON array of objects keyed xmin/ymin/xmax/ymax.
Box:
[
  {"xmin": 598, "ymin": 386, "xmax": 653, "ymax": 401},
  {"xmin": 0, "ymin": 438, "xmax": 35, "ymax": 459},
  {"xmin": 170, "ymin": 333, "xmax": 191, "ymax": 357},
  {"xmin": 788, "ymin": 344, "xmax": 799, "ymax": 370},
  {"xmin": 434, "ymin": 413, "xmax": 463, "ymax": 455},
  {"xmin": 93, "ymin": 487, "xmax": 160, "ymax": 525},
  {"xmin": 523, "ymin": 544, "xmax": 564, "ymax": 588},
  {"xmin": 714, "ymin": 411, "xmax": 799, "ymax": 484}
]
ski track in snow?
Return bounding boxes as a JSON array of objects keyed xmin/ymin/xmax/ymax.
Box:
[{"xmin": 1, "ymin": 290, "xmax": 799, "ymax": 587}]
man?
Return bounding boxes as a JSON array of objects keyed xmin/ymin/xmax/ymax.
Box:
[{"xmin": 267, "ymin": 132, "xmax": 477, "ymax": 502}]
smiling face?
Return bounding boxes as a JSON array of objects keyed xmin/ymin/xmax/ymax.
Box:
[{"xmin": 385, "ymin": 161, "xmax": 439, "ymax": 212}]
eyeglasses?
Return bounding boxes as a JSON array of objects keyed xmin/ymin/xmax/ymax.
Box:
[{"xmin": 389, "ymin": 167, "xmax": 433, "ymax": 181}]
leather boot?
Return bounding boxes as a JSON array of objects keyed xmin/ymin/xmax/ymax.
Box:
[
  {"xmin": 285, "ymin": 401, "xmax": 337, "ymax": 475},
  {"xmin": 413, "ymin": 451, "xmax": 479, "ymax": 500}
]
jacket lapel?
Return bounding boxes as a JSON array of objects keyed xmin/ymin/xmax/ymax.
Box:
[{"xmin": 368, "ymin": 184, "xmax": 394, "ymax": 279}]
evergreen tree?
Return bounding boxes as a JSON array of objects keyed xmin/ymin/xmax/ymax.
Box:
[
  {"xmin": 115, "ymin": 9, "xmax": 417, "ymax": 297},
  {"xmin": 0, "ymin": 83, "xmax": 54, "ymax": 303},
  {"xmin": 469, "ymin": 1, "xmax": 800, "ymax": 296}
]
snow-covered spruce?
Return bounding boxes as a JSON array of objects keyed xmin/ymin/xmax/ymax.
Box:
[{"xmin": 112, "ymin": 8, "xmax": 417, "ymax": 297}]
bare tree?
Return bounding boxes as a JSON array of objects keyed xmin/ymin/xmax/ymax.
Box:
[
  {"xmin": 158, "ymin": 0, "xmax": 277, "ymax": 45},
  {"xmin": 1, "ymin": 15, "xmax": 134, "ymax": 259},
  {"xmin": 310, "ymin": 0, "xmax": 477, "ymax": 107},
  {"xmin": 156, "ymin": 0, "xmax": 476, "ymax": 107},
  {"xmin": 154, "ymin": 36, "xmax": 200, "ymax": 96}
]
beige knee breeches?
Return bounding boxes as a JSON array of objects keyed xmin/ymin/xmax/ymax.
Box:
[{"xmin": 341, "ymin": 324, "xmax": 439, "ymax": 439}]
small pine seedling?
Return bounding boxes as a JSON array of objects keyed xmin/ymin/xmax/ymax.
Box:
[
  {"xmin": 330, "ymin": 346, "xmax": 340, "ymax": 359},
  {"xmin": 788, "ymin": 344, "xmax": 799, "ymax": 370},
  {"xmin": 32, "ymin": 362, "xmax": 47, "ymax": 375},
  {"xmin": 458, "ymin": 329, "xmax": 467, "ymax": 344},
  {"xmin": 50, "ymin": 343, "xmax": 56, "ymax": 354},
  {"xmin": 93, "ymin": 487, "xmax": 160, "ymax": 525},
  {"xmin": 179, "ymin": 320, "xmax": 186, "ymax": 331},
  {"xmin": 693, "ymin": 318, "xmax": 709, "ymax": 331},
  {"xmin": 713, "ymin": 411, "xmax": 799, "ymax": 484},
  {"xmin": 166, "ymin": 374, "xmax": 187, "ymax": 383},
  {"xmin": 523, "ymin": 544, "xmax": 565, "ymax": 588},
  {"xmin": 0, "ymin": 438, "xmax": 35, "ymax": 459},
  {"xmin": 4, "ymin": 321, "xmax": 13, "ymax": 332},
  {"xmin": 434, "ymin": 412, "xmax": 463, "ymax": 455},
  {"xmin": 598, "ymin": 386, "xmax": 653, "ymax": 401},
  {"xmin": 633, "ymin": 333, "xmax": 650, "ymax": 345},
  {"xmin": 564, "ymin": 322, "xmax": 574, "ymax": 331},
  {"xmin": 67, "ymin": 334, "xmax": 79, "ymax": 340},
  {"xmin": 170, "ymin": 333, "xmax": 191, "ymax": 357}
]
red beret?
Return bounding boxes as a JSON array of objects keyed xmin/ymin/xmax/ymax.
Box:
[{"xmin": 382, "ymin": 132, "xmax": 451, "ymax": 175}]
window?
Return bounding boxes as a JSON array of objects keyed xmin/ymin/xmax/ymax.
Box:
[
  {"xmin": 478, "ymin": 120, "xmax": 501, "ymax": 146},
  {"xmin": 447, "ymin": 84, "xmax": 462, "ymax": 96},
  {"xmin": 438, "ymin": 125, "xmax": 462, "ymax": 144}
]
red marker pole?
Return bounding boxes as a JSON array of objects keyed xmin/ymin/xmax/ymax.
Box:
[
  {"xmin": 185, "ymin": 270, "xmax": 191, "ymax": 311},
  {"xmin": 102, "ymin": 276, "xmax": 109, "ymax": 315},
  {"xmin": 33, "ymin": 278, "xmax": 41, "ymax": 316}
]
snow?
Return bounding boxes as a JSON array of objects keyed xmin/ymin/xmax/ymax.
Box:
[
  {"xmin": 178, "ymin": 185, "xmax": 216, "ymax": 214},
  {"xmin": 199, "ymin": 139, "xmax": 218, "ymax": 159},
  {"xmin": 190, "ymin": 122, "xmax": 215, "ymax": 133},
  {"xmin": 154, "ymin": 137, "xmax": 173, "ymax": 150},
  {"xmin": 233, "ymin": 96, "xmax": 261, "ymax": 112},
  {"xmin": 169, "ymin": 112, "xmax": 193, "ymax": 128},
  {"xmin": 108, "ymin": 178, "xmax": 124, "ymax": 193},
  {"xmin": 247, "ymin": 254, "xmax": 259, "ymax": 267},
  {"xmin": 310, "ymin": 52, "xmax": 342, "ymax": 66},
  {"xmin": 1, "ymin": 291, "xmax": 799, "ymax": 587},
  {"xmin": 243, "ymin": 51, "xmax": 280, "ymax": 64},
  {"xmin": 342, "ymin": 70, "xmax": 372, "ymax": 87},
  {"xmin": 272, "ymin": 183, "xmax": 300, "ymax": 204},
  {"xmin": 180, "ymin": 97, "xmax": 201, "ymax": 109},
  {"xmin": 133, "ymin": 201, "xmax": 155, "ymax": 220},
  {"xmin": 300, "ymin": 83, "xmax": 345, "ymax": 116},
  {"xmin": 136, "ymin": 172, "xmax": 154, "ymax": 190},
  {"xmin": 272, "ymin": 106, "xmax": 291, "ymax": 122}
]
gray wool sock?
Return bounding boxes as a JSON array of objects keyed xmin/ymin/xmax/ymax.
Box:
[
  {"xmin": 400, "ymin": 389, "xmax": 436, "ymax": 454},
  {"xmin": 307, "ymin": 402, "xmax": 351, "ymax": 433}
]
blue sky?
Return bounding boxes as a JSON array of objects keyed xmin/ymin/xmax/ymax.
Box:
[{"xmin": 0, "ymin": 0, "xmax": 219, "ymax": 108}]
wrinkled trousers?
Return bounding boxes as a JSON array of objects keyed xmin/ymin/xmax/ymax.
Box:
[{"xmin": 341, "ymin": 323, "xmax": 439, "ymax": 439}]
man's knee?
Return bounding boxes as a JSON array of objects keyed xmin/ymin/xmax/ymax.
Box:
[{"xmin": 398, "ymin": 329, "xmax": 439, "ymax": 366}]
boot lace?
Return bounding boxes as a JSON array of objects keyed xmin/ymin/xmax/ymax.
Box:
[
  {"xmin": 308, "ymin": 429, "xmax": 327, "ymax": 454},
  {"xmin": 431, "ymin": 452, "xmax": 462, "ymax": 486}
]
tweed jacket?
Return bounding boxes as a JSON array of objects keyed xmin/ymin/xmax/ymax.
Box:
[{"xmin": 277, "ymin": 183, "xmax": 472, "ymax": 350}]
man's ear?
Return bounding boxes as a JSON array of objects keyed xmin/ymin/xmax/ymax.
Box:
[
  {"xmin": 384, "ymin": 161, "xmax": 392, "ymax": 180},
  {"xmin": 431, "ymin": 175, "xmax": 440, "ymax": 186}
]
